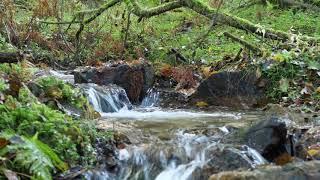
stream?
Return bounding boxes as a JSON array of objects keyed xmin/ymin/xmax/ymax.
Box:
[{"xmin": 77, "ymin": 83, "xmax": 268, "ymax": 180}]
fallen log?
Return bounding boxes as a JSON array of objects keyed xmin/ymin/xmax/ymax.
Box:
[
  {"xmin": 127, "ymin": 0, "xmax": 319, "ymax": 44},
  {"xmin": 0, "ymin": 52, "xmax": 20, "ymax": 63}
]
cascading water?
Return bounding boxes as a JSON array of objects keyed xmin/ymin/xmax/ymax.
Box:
[
  {"xmin": 77, "ymin": 84, "xmax": 268, "ymax": 180},
  {"xmin": 79, "ymin": 83, "xmax": 132, "ymax": 113},
  {"xmin": 37, "ymin": 71, "xmax": 268, "ymax": 180},
  {"xmin": 140, "ymin": 89, "xmax": 160, "ymax": 108}
]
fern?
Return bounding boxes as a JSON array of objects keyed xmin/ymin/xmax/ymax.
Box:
[
  {"xmin": 31, "ymin": 134, "xmax": 68, "ymax": 172},
  {"xmin": 3, "ymin": 133, "xmax": 67, "ymax": 180}
]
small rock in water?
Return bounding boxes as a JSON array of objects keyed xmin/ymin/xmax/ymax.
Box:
[
  {"xmin": 119, "ymin": 149, "xmax": 130, "ymax": 161},
  {"xmin": 245, "ymin": 116, "xmax": 290, "ymax": 162}
]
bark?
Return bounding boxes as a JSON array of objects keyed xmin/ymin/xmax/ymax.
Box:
[
  {"xmin": 127, "ymin": 0, "xmax": 183, "ymax": 18},
  {"xmin": 0, "ymin": 52, "xmax": 20, "ymax": 63}
]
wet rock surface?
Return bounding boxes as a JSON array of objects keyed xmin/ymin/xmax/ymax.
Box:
[
  {"xmin": 74, "ymin": 62, "xmax": 154, "ymax": 104},
  {"xmin": 191, "ymin": 71, "xmax": 266, "ymax": 108},
  {"xmin": 209, "ymin": 160, "xmax": 320, "ymax": 180},
  {"xmin": 158, "ymin": 89, "xmax": 189, "ymax": 108},
  {"xmin": 245, "ymin": 116, "xmax": 290, "ymax": 162}
]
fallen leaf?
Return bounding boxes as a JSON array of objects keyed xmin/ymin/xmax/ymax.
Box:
[
  {"xmin": 307, "ymin": 146, "xmax": 320, "ymax": 159},
  {"xmin": 274, "ymin": 153, "xmax": 293, "ymax": 165},
  {"xmin": 3, "ymin": 169, "xmax": 18, "ymax": 180},
  {"xmin": 160, "ymin": 63, "xmax": 173, "ymax": 77},
  {"xmin": 256, "ymin": 67, "xmax": 262, "ymax": 79},
  {"xmin": 196, "ymin": 101, "xmax": 209, "ymax": 108},
  {"xmin": 202, "ymin": 67, "xmax": 217, "ymax": 79},
  {"xmin": 0, "ymin": 137, "xmax": 9, "ymax": 148},
  {"xmin": 300, "ymin": 86, "xmax": 311, "ymax": 95},
  {"xmin": 316, "ymin": 87, "xmax": 320, "ymax": 94},
  {"xmin": 279, "ymin": 78, "xmax": 289, "ymax": 93}
]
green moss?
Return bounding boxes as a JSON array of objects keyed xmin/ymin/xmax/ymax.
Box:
[
  {"xmin": 0, "ymin": 66, "xmax": 112, "ymax": 178},
  {"xmin": 36, "ymin": 76, "xmax": 88, "ymax": 109}
]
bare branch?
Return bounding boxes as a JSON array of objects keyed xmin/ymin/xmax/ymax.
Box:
[
  {"xmin": 127, "ymin": 0, "xmax": 183, "ymax": 18},
  {"xmin": 223, "ymin": 32, "xmax": 262, "ymax": 54}
]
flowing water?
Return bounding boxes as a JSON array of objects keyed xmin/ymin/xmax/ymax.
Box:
[{"xmin": 78, "ymin": 83, "xmax": 268, "ymax": 180}]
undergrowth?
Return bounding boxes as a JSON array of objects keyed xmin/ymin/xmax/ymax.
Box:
[
  {"xmin": 260, "ymin": 48, "xmax": 320, "ymax": 111},
  {"xmin": 0, "ymin": 63, "xmax": 111, "ymax": 179}
]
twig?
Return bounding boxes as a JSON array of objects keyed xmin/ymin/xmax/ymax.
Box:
[
  {"xmin": 223, "ymin": 32, "xmax": 262, "ymax": 54},
  {"xmin": 121, "ymin": 11, "xmax": 132, "ymax": 60},
  {"xmin": 171, "ymin": 48, "xmax": 188, "ymax": 63},
  {"xmin": 39, "ymin": 20, "xmax": 81, "ymax": 24}
]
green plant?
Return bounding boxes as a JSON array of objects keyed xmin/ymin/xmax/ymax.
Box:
[
  {"xmin": 36, "ymin": 76, "xmax": 88, "ymax": 109},
  {"xmin": 0, "ymin": 133, "xmax": 67, "ymax": 180},
  {"xmin": 0, "ymin": 71, "xmax": 111, "ymax": 178}
]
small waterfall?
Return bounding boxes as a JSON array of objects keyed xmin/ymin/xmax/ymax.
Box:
[
  {"xmin": 75, "ymin": 82, "xmax": 267, "ymax": 179},
  {"xmin": 141, "ymin": 88, "xmax": 160, "ymax": 108},
  {"xmin": 79, "ymin": 83, "xmax": 132, "ymax": 113}
]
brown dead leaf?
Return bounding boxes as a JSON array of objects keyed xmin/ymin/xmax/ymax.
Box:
[
  {"xmin": 274, "ymin": 153, "xmax": 293, "ymax": 165},
  {"xmin": 160, "ymin": 64, "xmax": 173, "ymax": 77},
  {"xmin": 202, "ymin": 66, "xmax": 217, "ymax": 79},
  {"xmin": 46, "ymin": 86, "xmax": 63, "ymax": 99},
  {"xmin": 0, "ymin": 138, "xmax": 9, "ymax": 148}
]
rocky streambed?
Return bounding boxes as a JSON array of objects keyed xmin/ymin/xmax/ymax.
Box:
[{"xmin": 46, "ymin": 61, "xmax": 320, "ymax": 180}]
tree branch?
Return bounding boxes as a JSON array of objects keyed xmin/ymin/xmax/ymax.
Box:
[
  {"xmin": 223, "ymin": 32, "xmax": 262, "ymax": 54},
  {"xmin": 39, "ymin": 20, "xmax": 81, "ymax": 24},
  {"xmin": 83, "ymin": 0, "xmax": 121, "ymax": 24},
  {"xmin": 127, "ymin": 0, "xmax": 183, "ymax": 18},
  {"xmin": 181, "ymin": 0, "xmax": 319, "ymax": 43}
]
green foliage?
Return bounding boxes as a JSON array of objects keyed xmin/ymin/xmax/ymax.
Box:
[
  {"xmin": 0, "ymin": 133, "xmax": 66, "ymax": 180},
  {"xmin": 0, "ymin": 66, "xmax": 112, "ymax": 178},
  {"xmin": 0, "ymin": 34, "xmax": 17, "ymax": 52},
  {"xmin": 0, "ymin": 63, "xmax": 32, "ymax": 82},
  {"xmin": 263, "ymin": 59, "xmax": 301, "ymax": 101},
  {"xmin": 36, "ymin": 76, "xmax": 88, "ymax": 109},
  {"xmin": 0, "ymin": 78, "xmax": 9, "ymax": 92},
  {"xmin": 262, "ymin": 49, "xmax": 320, "ymax": 110}
]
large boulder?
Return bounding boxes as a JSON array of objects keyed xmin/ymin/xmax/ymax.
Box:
[
  {"xmin": 191, "ymin": 71, "xmax": 266, "ymax": 108},
  {"xmin": 74, "ymin": 62, "xmax": 154, "ymax": 104}
]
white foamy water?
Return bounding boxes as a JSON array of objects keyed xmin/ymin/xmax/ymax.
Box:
[{"xmin": 100, "ymin": 108, "xmax": 242, "ymax": 120}]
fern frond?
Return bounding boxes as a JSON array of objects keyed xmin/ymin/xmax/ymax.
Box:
[
  {"xmin": 4, "ymin": 134, "xmax": 67, "ymax": 180},
  {"xmin": 31, "ymin": 134, "xmax": 68, "ymax": 171},
  {"xmin": 9, "ymin": 136, "xmax": 53, "ymax": 180}
]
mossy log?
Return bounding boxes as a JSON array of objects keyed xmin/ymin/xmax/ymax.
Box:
[{"xmin": 127, "ymin": 0, "xmax": 319, "ymax": 43}]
